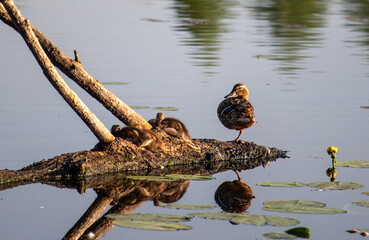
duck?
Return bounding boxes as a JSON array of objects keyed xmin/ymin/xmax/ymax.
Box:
[
  {"xmin": 217, "ymin": 83, "xmax": 256, "ymax": 142},
  {"xmin": 149, "ymin": 112, "xmax": 191, "ymax": 142},
  {"xmin": 110, "ymin": 124, "xmax": 165, "ymax": 152}
]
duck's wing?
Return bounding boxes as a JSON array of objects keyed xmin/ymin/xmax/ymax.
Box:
[{"xmin": 220, "ymin": 102, "xmax": 253, "ymax": 116}]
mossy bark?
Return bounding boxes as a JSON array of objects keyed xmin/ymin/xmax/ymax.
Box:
[{"xmin": 0, "ymin": 129, "xmax": 287, "ymax": 188}]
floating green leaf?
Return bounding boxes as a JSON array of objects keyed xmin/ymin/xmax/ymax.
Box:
[
  {"xmin": 100, "ymin": 81, "xmax": 128, "ymax": 85},
  {"xmin": 166, "ymin": 174, "xmax": 214, "ymax": 181},
  {"xmin": 285, "ymin": 227, "xmax": 310, "ymax": 238},
  {"xmin": 256, "ymin": 182, "xmax": 307, "ymax": 187},
  {"xmin": 153, "ymin": 107, "xmax": 179, "ymax": 111},
  {"xmin": 126, "ymin": 176, "xmax": 175, "ymax": 181},
  {"xmin": 263, "ymin": 232, "xmax": 297, "ymax": 239},
  {"xmin": 336, "ymin": 161, "xmax": 369, "ymax": 168},
  {"xmin": 112, "ymin": 220, "xmax": 191, "ymax": 231},
  {"xmin": 126, "ymin": 174, "xmax": 214, "ymax": 182},
  {"xmin": 189, "ymin": 212, "xmax": 299, "ymax": 226},
  {"xmin": 263, "ymin": 200, "xmax": 346, "ymax": 214},
  {"xmin": 188, "ymin": 212, "xmax": 238, "ymax": 220},
  {"xmin": 107, "ymin": 213, "xmax": 191, "ymax": 222},
  {"xmin": 161, "ymin": 204, "xmax": 216, "ymax": 210},
  {"xmin": 308, "ymin": 182, "xmax": 363, "ymax": 190},
  {"xmin": 130, "ymin": 106, "xmax": 151, "ymax": 109},
  {"xmin": 232, "ymin": 214, "xmax": 299, "ymax": 226},
  {"xmin": 362, "ymin": 192, "xmax": 369, "ymax": 196},
  {"xmin": 353, "ymin": 201, "xmax": 369, "ymax": 208}
]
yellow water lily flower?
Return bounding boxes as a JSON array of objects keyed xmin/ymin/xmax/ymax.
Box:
[{"xmin": 327, "ymin": 146, "xmax": 338, "ymax": 155}]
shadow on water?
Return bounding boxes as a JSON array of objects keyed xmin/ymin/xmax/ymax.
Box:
[
  {"xmin": 248, "ymin": 0, "xmax": 327, "ymax": 76},
  {"xmin": 171, "ymin": 0, "xmax": 238, "ymax": 73},
  {"xmin": 342, "ymin": 0, "xmax": 369, "ymax": 67},
  {"xmin": 170, "ymin": 0, "xmax": 330, "ymax": 76}
]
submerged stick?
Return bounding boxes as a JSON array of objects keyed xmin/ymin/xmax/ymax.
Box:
[
  {"xmin": 0, "ymin": 3, "xmax": 151, "ymax": 130},
  {"xmin": 0, "ymin": 0, "xmax": 114, "ymax": 143}
]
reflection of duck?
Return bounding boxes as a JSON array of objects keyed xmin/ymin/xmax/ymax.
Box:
[
  {"xmin": 111, "ymin": 125, "xmax": 165, "ymax": 152},
  {"xmin": 149, "ymin": 112, "xmax": 191, "ymax": 142},
  {"xmin": 217, "ymin": 83, "xmax": 256, "ymax": 142},
  {"xmin": 214, "ymin": 171, "xmax": 255, "ymax": 213},
  {"xmin": 153, "ymin": 180, "xmax": 190, "ymax": 206}
]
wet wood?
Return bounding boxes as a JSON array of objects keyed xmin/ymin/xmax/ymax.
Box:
[{"xmin": 0, "ymin": 129, "xmax": 287, "ymax": 186}]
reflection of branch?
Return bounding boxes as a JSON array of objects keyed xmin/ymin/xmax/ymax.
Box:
[
  {"xmin": 79, "ymin": 189, "xmax": 147, "ymax": 240},
  {"xmin": 61, "ymin": 180, "xmax": 190, "ymax": 240},
  {"xmin": 63, "ymin": 195, "xmax": 113, "ymax": 240}
]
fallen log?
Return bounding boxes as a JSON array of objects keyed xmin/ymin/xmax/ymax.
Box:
[{"xmin": 0, "ymin": 129, "xmax": 287, "ymax": 187}]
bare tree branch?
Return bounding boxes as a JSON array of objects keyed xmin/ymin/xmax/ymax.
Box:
[
  {"xmin": 0, "ymin": 2, "xmax": 152, "ymax": 130},
  {"xmin": 0, "ymin": 0, "xmax": 115, "ymax": 143}
]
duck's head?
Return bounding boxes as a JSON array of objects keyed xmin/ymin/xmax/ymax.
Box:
[
  {"xmin": 156, "ymin": 112, "xmax": 165, "ymax": 122},
  {"xmin": 224, "ymin": 83, "xmax": 249, "ymax": 100}
]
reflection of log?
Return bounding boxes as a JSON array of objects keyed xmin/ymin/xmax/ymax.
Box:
[
  {"xmin": 63, "ymin": 195, "xmax": 113, "ymax": 240},
  {"xmin": 0, "ymin": 2, "xmax": 151, "ymax": 130},
  {"xmin": 0, "ymin": 0, "xmax": 114, "ymax": 143},
  {"xmin": 76, "ymin": 180, "xmax": 189, "ymax": 240}
]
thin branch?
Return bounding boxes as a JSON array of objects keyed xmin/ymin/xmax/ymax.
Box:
[
  {"xmin": 0, "ymin": 0, "xmax": 115, "ymax": 143},
  {"xmin": 0, "ymin": 3, "xmax": 151, "ymax": 130}
]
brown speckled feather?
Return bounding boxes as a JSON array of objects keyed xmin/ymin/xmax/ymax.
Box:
[{"xmin": 217, "ymin": 97, "xmax": 256, "ymax": 130}]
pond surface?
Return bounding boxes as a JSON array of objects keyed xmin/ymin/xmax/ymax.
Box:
[{"xmin": 1, "ymin": 0, "xmax": 369, "ymax": 239}]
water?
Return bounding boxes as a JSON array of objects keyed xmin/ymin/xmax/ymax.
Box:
[{"xmin": 1, "ymin": 0, "xmax": 369, "ymax": 239}]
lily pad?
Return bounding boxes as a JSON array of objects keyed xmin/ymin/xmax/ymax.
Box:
[
  {"xmin": 153, "ymin": 107, "xmax": 179, "ymax": 111},
  {"xmin": 107, "ymin": 213, "xmax": 191, "ymax": 222},
  {"xmin": 130, "ymin": 105, "xmax": 151, "ymax": 109},
  {"xmin": 127, "ymin": 174, "xmax": 214, "ymax": 182},
  {"xmin": 188, "ymin": 212, "xmax": 238, "ymax": 220},
  {"xmin": 161, "ymin": 204, "xmax": 216, "ymax": 210},
  {"xmin": 166, "ymin": 174, "xmax": 214, "ymax": 181},
  {"xmin": 100, "ymin": 81, "xmax": 128, "ymax": 85},
  {"xmin": 362, "ymin": 192, "xmax": 369, "ymax": 196},
  {"xmin": 285, "ymin": 227, "xmax": 310, "ymax": 238},
  {"xmin": 256, "ymin": 182, "xmax": 307, "ymax": 187},
  {"xmin": 263, "ymin": 232, "xmax": 297, "ymax": 239},
  {"xmin": 189, "ymin": 212, "xmax": 299, "ymax": 226},
  {"xmin": 336, "ymin": 161, "xmax": 369, "ymax": 168},
  {"xmin": 263, "ymin": 200, "xmax": 346, "ymax": 214},
  {"xmin": 232, "ymin": 214, "xmax": 299, "ymax": 226},
  {"xmin": 126, "ymin": 176, "xmax": 175, "ymax": 181},
  {"xmin": 353, "ymin": 201, "xmax": 369, "ymax": 208},
  {"xmin": 308, "ymin": 182, "xmax": 363, "ymax": 190},
  {"xmin": 112, "ymin": 220, "xmax": 191, "ymax": 231}
]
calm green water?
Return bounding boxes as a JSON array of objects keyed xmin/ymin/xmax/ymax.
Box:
[{"xmin": 1, "ymin": 0, "xmax": 369, "ymax": 239}]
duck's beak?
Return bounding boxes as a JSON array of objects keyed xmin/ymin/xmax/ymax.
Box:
[{"xmin": 224, "ymin": 91, "xmax": 237, "ymax": 98}]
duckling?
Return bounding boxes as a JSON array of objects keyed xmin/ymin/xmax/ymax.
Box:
[
  {"xmin": 149, "ymin": 112, "xmax": 191, "ymax": 142},
  {"xmin": 110, "ymin": 124, "xmax": 121, "ymax": 137},
  {"xmin": 217, "ymin": 83, "xmax": 256, "ymax": 142},
  {"xmin": 111, "ymin": 125, "xmax": 165, "ymax": 152}
]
